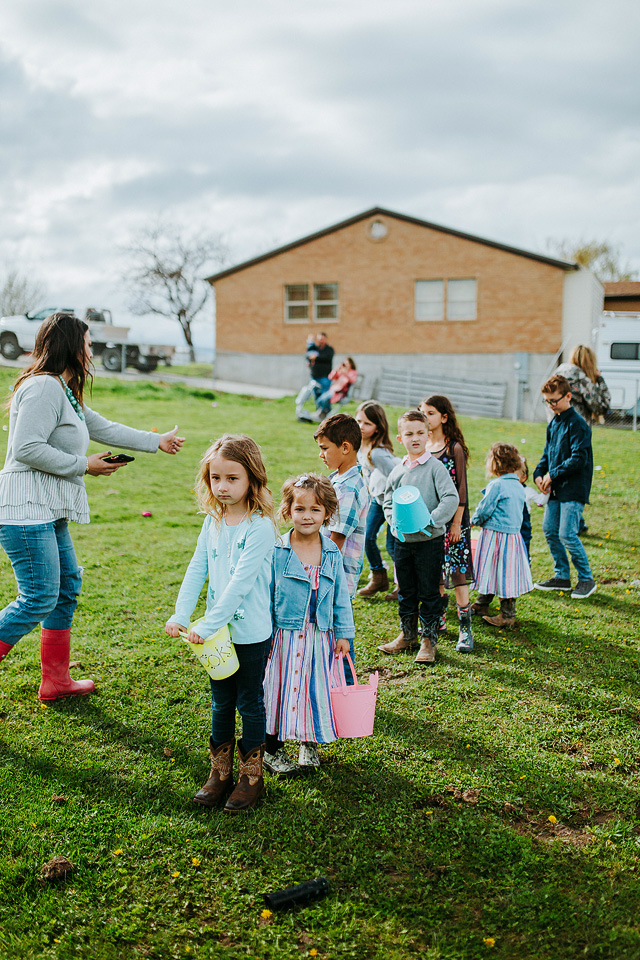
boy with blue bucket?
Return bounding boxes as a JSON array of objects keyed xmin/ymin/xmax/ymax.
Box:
[{"xmin": 380, "ymin": 410, "xmax": 459, "ymax": 664}]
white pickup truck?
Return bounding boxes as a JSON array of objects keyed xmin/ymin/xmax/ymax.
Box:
[{"xmin": 0, "ymin": 307, "xmax": 175, "ymax": 373}]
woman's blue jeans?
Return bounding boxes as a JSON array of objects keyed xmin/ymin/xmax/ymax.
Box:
[
  {"xmin": 542, "ymin": 500, "xmax": 593, "ymax": 581},
  {"xmin": 364, "ymin": 500, "xmax": 395, "ymax": 572},
  {"xmin": 0, "ymin": 520, "xmax": 83, "ymax": 646},
  {"xmin": 210, "ymin": 638, "xmax": 271, "ymax": 753}
]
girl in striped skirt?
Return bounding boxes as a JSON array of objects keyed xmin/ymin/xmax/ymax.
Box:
[
  {"xmin": 470, "ymin": 443, "xmax": 533, "ymax": 628},
  {"xmin": 264, "ymin": 474, "xmax": 354, "ymax": 777}
]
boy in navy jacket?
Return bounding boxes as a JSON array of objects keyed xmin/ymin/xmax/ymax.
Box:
[{"xmin": 533, "ymin": 374, "xmax": 596, "ymax": 599}]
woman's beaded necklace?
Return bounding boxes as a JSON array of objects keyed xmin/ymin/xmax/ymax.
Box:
[{"xmin": 58, "ymin": 376, "xmax": 85, "ymax": 421}]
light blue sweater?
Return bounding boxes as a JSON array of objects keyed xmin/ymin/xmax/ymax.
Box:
[{"xmin": 169, "ymin": 513, "xmax": 276, "ymax": 644}]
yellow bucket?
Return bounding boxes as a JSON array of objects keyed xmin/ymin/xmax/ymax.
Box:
[{"xmin": 179, "ymin": 619, "xmax": 239, "ymax": 680}]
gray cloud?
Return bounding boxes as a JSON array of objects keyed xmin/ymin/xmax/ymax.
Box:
[{"xmin": 1, "ymin": 0, "xmax": 639, "ymax": 350}]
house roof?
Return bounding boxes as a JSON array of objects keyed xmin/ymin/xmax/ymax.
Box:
[
  {"xmin": 206, "ymin": 206, "xmax": 578, "ymax": 283},
  {"xmin": 603, "ymin": 281, "xmax": 640, "ymax": 299}
]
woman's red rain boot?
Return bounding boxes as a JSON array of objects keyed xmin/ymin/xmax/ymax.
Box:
[
  {"xmin": 38, "ymin": 628, "xmax": 95, "ymax": 701},
  {"xmin": 0, "ymin": 640, "xmax": 13, "ymax": 663}
]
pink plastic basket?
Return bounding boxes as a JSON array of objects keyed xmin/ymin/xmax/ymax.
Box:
[{"xmin": 330, "ymin": 653, "xmax": 378, "ymax": 739}]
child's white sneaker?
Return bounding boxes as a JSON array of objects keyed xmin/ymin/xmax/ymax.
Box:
[
  {"xmin": 264, "ymin": 747, "xmax": 299, "ymax": 778},
  {"xmin": 298, "ymin": 742, "xmax": 320, "ymax": 767}
]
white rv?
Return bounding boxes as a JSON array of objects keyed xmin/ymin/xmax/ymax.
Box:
[{"xmin": 595, "ymin": 312, "xmax": 640, "ymax": 414}]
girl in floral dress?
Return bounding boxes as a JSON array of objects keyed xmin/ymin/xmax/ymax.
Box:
[
  {"xmin": 420, "ymin": 395, "xmax": 475, "ymax": 653},
  {"xmin": 264, "ymin": 474, "xmax": 354, "ymax": 776}
]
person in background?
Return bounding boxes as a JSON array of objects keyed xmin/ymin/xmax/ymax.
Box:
[
  {"xmin": 314, "ymin": 412, "xmax": 369, "ymax": 683},
  {"xmin": 381, "ymin": 410, "xmax": 459, "ymax": 664},
  {"xmin": 355, "ymin": 401, "xmax": 399, "ymax": 598},
  {"xmin": 315, "ymin": 357, "xmax": 358, "ymax": 417},
  {"xmin": 533, "ymin": 375, "xmax": 596, "ymax": 600},
  {"xmin": 305, "ymin": 332, "xmax": 334, "ymax": 416},
  {"xmin": 554, "ymin": 345, "xmax": 610, "ymax": 534},
  {"xmin": 420, "ymin": 395, "xmax": 475, "ymax": 654},
  {"xmin": 470, "ymin": 443, "xmax": 533, "ymax": 628},
  {"xmin": 555, "ymin": 345, "xmax": 611, "ymax": 425}
]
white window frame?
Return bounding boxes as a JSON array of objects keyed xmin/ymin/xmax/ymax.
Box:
[
  {"xmin": 313, "ymin": 282, "xmax": 339, "ymax": 323},
  {"xmin": 284, "ymin": 284, "xmax": 310, "ymax": 324},
  {"xmin": 414, "ymin": 278, "xmax": 477, "ymax": 322},
  {"xmin": 446, "ymin": 278, "xmax": 477, "ymax": 321},
  {"xmin": 415, "ymin": 280, "xmax": 444, "ymax": 321}
]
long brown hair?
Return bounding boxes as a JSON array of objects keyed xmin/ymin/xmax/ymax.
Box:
[
  {"xmin": 11, "ymin": 313, "xmax": 91, "ymax": 405},
  {"xmin": 422, "ymin": 395, "xmax": 470, "ymax": 462},
  {"xmin": 355, "ymin": 401, "xmax": 393, "ymax": 464},
  {"xmin": 196, "ymin": 434, "xmax": 276, "ymax": 527},
  {"xmin": 569, "ymin": 345, "xmax": 598, "ymax": 383}
]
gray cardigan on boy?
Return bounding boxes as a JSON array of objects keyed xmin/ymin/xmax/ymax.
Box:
[{"xmin": 383, "ymin": 456, "xmax": 459, "ymax": 541}]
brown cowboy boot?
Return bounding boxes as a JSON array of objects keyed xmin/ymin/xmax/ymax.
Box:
[
  {"xmin": 384, "ymin": 584, "xmax": 399, "ymax": 601},
  {"xmin": 470, "ymin": 594, "xmax": 494, "ymax": 617},
  {"xmin": 378, "ymin": 614, "xmax": 419, "ymax": 655},
  {"xmin": 357, "ymin": 568, "xmax": 389, "ymax": 598},
  {"xmin": 483, "ymin": 598, "xmax": 517, "ymax": 629},
  {"xmin": 224, "ymin": 742, "xmax": 265, "ymax": 814},
  {"xmin": 415, "ymin": 617, "xmax": 438, "ymax": 665},
  {"xmin": 193, "ymin": 738, "xmax": 234, "ymax": 807}
]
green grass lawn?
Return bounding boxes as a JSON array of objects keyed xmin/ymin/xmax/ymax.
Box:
[{"xmin": 0, "ymin": 370, "xmax": 639, "ymax": 960}]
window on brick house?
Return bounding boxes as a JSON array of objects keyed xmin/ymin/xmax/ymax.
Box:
[
  {"xmin": 414, "ymin": 278, "xmax": 477, "ymax": 321},
  {"xmin": 284, "ymin": 284, "xmax": 309, "ymax": 323},
  {"xmin": 314, "ymin": 283, "xmax": 339, "ymax": 322},
  {"xmin": 415, "ymin": 280, "xmax": 444, "ymax": 320},
  {"xmin": 447, "ymin": 279, "xmax": 477, "ymax": 320}
]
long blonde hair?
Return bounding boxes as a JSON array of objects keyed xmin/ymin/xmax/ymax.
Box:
[
  {"xmin": 196, "ymin": 434, "xmax": 276, "ymax": 527},
  {"xmin": 569, "ymin": 345, "xmax": 598, "ymax": 383}
]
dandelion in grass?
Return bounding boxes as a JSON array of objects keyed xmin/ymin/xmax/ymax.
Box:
[
  {"xmin": 260, "ymin": 909, "xmax": 272, "ymax": 919},
  {"xmin": 483, "ymin": 937, "xmax": 496, "ymax": 947},
  {"xmin": 172, "ymin": 871, "xmax": 181, "ymax": 878},
  {"xmin": 309, "ymin": 951, "xmax": 319, "ymax": 957},
  {"xmin": 548, "ymin": 815, "xmax": 557, "ymax": 824},
  {"xmin": 614, "ymin": 758, "xmax": 621, "ymax": 765},
  {"xmin": 113, "ymin": 849, "xmax": 123, "ymax": 856}
]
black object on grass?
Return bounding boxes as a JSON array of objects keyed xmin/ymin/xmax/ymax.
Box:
[{"xmin": 263, "ymin": 878, "xmax": 330, "ymax": 910}]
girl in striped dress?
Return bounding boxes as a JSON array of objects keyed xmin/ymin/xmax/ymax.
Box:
[
  {"xmin": 264, "ymin": 474, "xmax": 354, "ymax": 776},
  {"xmin": 470, "ymin": 443, "xmax": 533, "ymax": 629}
]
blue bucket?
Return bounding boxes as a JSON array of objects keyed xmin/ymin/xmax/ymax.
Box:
[{"xmin": 392, "ymin": 485, "xmax": 434, "ymax": 541}]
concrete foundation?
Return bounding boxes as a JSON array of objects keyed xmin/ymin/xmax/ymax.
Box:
[{"xmin": 214, "ymin": 350, "xmax": 559, "ymax": 421}]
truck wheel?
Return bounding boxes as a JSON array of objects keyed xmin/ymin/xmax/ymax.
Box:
[
  {"xmin": 0, "ymin": 334, "xmax": 22, "ymax": 361},
  {"xmin": 102, "ymin": 348, "xmax": 124, "ymax": 372},
  {"xmin": 135, "ymin": 358, "xmax": 159, "ymax": 373}
]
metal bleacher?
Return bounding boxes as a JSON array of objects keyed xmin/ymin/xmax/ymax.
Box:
[{"xmin": 375, "ymin": 367, "xmax": 507, "ymax": 418}]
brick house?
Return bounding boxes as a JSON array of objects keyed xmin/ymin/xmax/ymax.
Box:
[{"xmin": 207, "ymin": 207, "xmax": 603, "ymax": 419}]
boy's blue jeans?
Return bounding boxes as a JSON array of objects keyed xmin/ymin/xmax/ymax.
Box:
[
  {"xmin": 394, "ymin": 535, "xmax": 444, "ymax": 623},
  {"xmin": 210, "ymin": 638, "xmax": 271, "ymax": 753},
  {"xmin": 364, "ymin": 500, "xmax": 395, "ymax": 572},
  {"xmin": 0, "ymin": 520, "xmax": 83, "ymax": 645},
  {"xmin": 542, "ymin": 500, "xmax": 593, "ymax": 581}
]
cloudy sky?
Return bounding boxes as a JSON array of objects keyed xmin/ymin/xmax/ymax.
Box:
[{"xmin": 1, "ymin": 0, "xmax": 639, "ymax": 354}]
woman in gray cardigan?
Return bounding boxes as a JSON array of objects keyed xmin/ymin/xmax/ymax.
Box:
[{"xmin": 0, "ymin": 313, "xmax": 184, "ymax": 700}]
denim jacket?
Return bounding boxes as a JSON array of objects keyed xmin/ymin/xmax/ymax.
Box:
[
  {"xmin": 271, "ymin": 531, "xmax": 355, "ymax": 639},
  {"xmin": 471, "ymin": 473, "xmax": 526, "ymax": 534}
]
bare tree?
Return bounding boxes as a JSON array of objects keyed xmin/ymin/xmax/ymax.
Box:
[
  {"xmin": 121, "ymin": 223, "xmax": 228, "ymax": 362},
  {"xmin": 547, "ymin": 239, "xmax": 638, "ymax": 283},
  {"xmin": 1, "ymin": 269, "xmax": 48, "ymax": 317}
]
